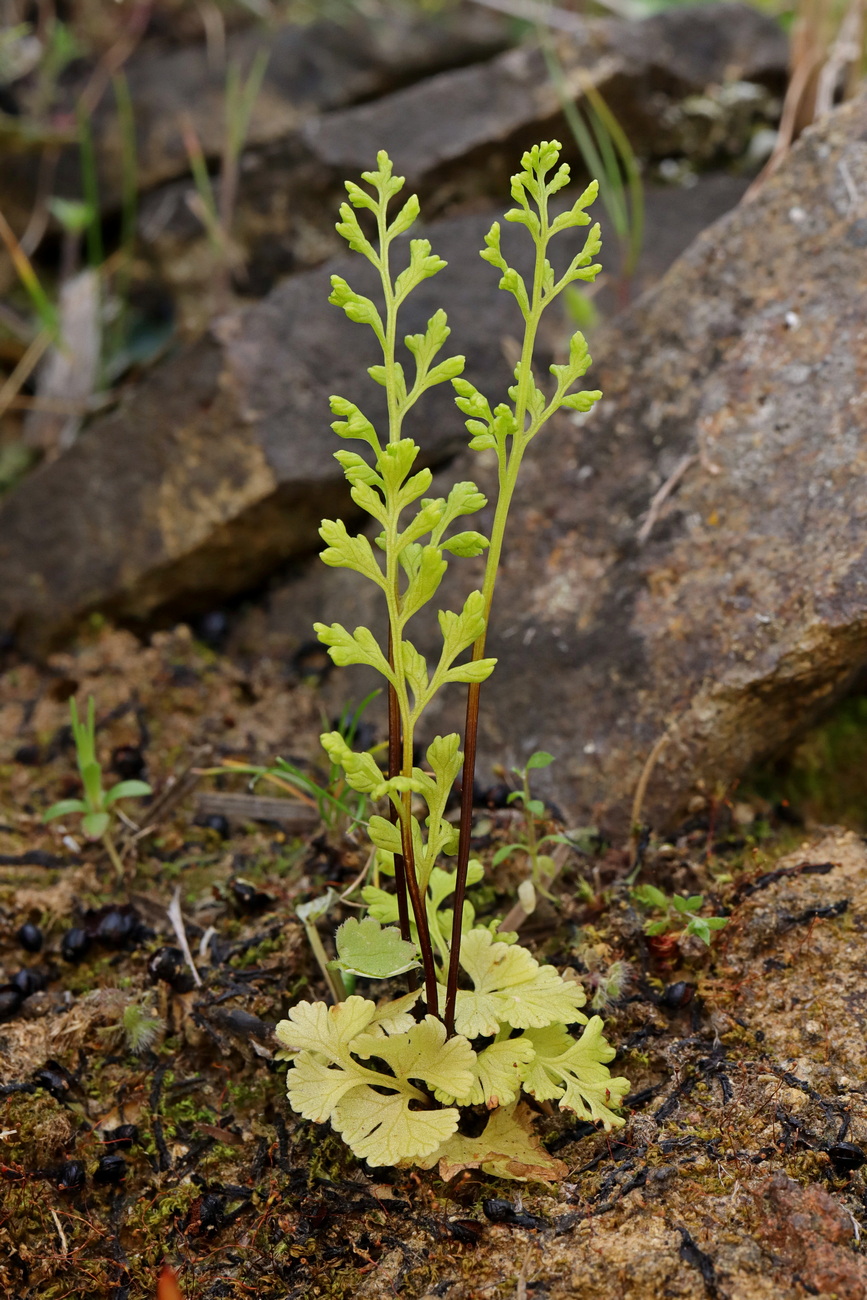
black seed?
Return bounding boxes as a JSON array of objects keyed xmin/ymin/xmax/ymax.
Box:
[
  {"xmin": 229, "ymin": 878, "xmax": 273, "ymax": 914},
  {"xmin": 197, "ymin": 1192, "xmax": 225, "ymax": 1233},
  {"xmin": 827, "ymin": 1142, "xmax": 867, "ymax": 1175},
  {"xmin": 483, "ymin": 1198, "xmax": 517, "ymax": 1223},
  {"xmin": 196, "ymin": 813, "xmax": 230, "ymax": 839},
  {"xmin": 147, "ymin": 946, "xmax": 195, "ymax": 993},
  {"xmin": 660, "ymin": 981, "xmax": 696, "ymax": 1010},
  {"xmin": 481, "ymin": 1198, "xmax": 546, "ymax": 1229},
  {"xmin": 0, "ymin": 988, "xmax": 23, "ymax": 1022},
  {"xmin": 61, "ymin": 928, "xmax": 91, "ymax": 963},
  {"xmin": 111, "ymin": 744, "xmax": 146, "ymax": 781},
  {"xmin": 481, "ymin": 782, "xmax": 512, "ymax": 810},
  {"xmin": 56, "ymin": 1160, "xmax": 86, "ymax": 1192},
  {"xmin": 12, "ymin": 968, "xmax": 46, "ymax": 998},
  {"xmin": 16, "ymin": 922, "xmax": 43, "ymax": 953},
  {"xmin": 95, "ymin": 906, "xmax": 142, "ymax": 948},
  {"xmin": 13, "ymin": 744, "xmax": 41, "ymax": 766},
  {"xmin": 101, "ymin": 1124, "xmax": 139, "ymax": 1150},
  {"xmin": 33, "ymin": 1066, "xmax": 71, "ymax": 1100},
  {"xmin": 94, "ymin": 1153, "xmax": 127, "ymax": 1185}
]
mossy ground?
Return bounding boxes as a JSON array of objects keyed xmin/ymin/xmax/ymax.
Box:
[{"xmin": 2, "ymin": 626, "xmax": 867, "ymax": 1299}]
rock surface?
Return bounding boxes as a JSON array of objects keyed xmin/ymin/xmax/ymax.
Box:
[
  {"xmin": 239, "ymin": 93, "xmax": 867, "ymax": 836},
  {"xmin": 0, "ymin": 169, "xmax": 747, "ymax": 652},
  {"xmin": 0, "ymin": 6, "xmax": 511, "ymax": 238},
  {"xmin": 139, "ymin": 1, "xmax": 784, "ymax": 317}
]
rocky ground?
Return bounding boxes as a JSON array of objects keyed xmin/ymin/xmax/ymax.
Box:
[
  {"xmin": 2, "ymin": 625, "xmax": 867, "ymax": 1299},
  {"xmin": 3, "ymin": 2, "xmax": 867, "ymax": 1297}
]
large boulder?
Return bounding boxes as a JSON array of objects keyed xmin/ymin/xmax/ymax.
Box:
[
  {"xmin": 0, "ymin": 159, "xmax": 748, "ymax": 652},
  {"xmin": 236, "ymin": 93, "xmax": 867, "ymax": 836}
]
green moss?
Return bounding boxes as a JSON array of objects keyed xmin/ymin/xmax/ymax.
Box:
[{"xmin": 744, "ymin": 691, "xmax": 867, "ymax": 828}]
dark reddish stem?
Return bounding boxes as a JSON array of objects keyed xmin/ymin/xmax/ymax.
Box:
[
  {"xmin": 444, "ymin": 678, "xmax": 482, "ymax": 1034},
  {"xmin": 398, "ymin": 796, "xmax": 440, "ymax": 1018},
  {"xmin": 387, "ymin": 632, "xmax": 411, "ymax": 945}
]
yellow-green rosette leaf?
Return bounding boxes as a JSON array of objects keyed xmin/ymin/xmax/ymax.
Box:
[
  {"xmin": 332, "ymin": 1087, "xmax": 458, "ymax": 1166},
  {"xmin": 447, "ymin": 929, "xmax": 588, "ymax": 1038},
  {"xmin": 520, "ymin": 1018, "xmax": 630, "ymax": 1129},
  {"xmin": 435, "ymin": 1037, "xmax": 535, "ymax": 1108},
  {"xmin": 354, "ymin": 1016, "xmax": 475, "ymax": 1102},
  {"xmin": 368, "ymin": 990, "xmax": 421, "ymax": 1036},
  {"xmin": 275, "ymin": 995, "xmax": 377, "ymax": 1060},
  {"xmin": 333, "ymin": 917, "xmax": 419, "ymax": 979},
  {"xmin": 420, "ymin": 1101, "xmax": 568, "ymax": 1183}
]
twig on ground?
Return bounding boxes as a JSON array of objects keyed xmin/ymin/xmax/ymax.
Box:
[{"xmin": 168, "ymin": 886, "xmax": 203, "ymax": 988}]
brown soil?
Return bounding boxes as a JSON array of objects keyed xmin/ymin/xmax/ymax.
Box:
[{"xmin": 1, "ymin": 625, "xmax": 866, "ymax": 1300}]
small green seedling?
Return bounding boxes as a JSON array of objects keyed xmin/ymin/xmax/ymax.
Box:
[
  {"xmin": 631, "ymin": 884, "xmax": 729, "ymax": 948},
  {"xmin": 492, "ymin": 751, "xmax": 562, "ymax": 895},
  {"xmin": 275, "ymin": 142, "xmax": 630, "ymax": 1181},
  {"xmin": 43, "ymin": 697, "xmax": 152, "ymax": 878}
]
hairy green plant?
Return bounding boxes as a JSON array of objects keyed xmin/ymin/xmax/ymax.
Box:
[
  {"xmin": 631, "ymin": 884, "xmax": 729, "ymax": 948},
  {"xmin": 275, "ymin": 142, "xmax": 629, "ymax": 1179},
  {"xmin": 43, "ymin": 697, "xmax": 152, "ymax": 878}
]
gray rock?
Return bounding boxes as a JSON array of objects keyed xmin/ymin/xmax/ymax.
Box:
[
  {"xmin": 0, "ymin": 7, "xmax": 511, "ymax": 234},
  {"xmin": 303, "ymin": 3, "xmax": 786, "ymax": 186},
  {"xmin": 234, "ymin": 95, "xmax": 867, "ymax": 837},
  {"xmin": 0, "ymin": 210, "xmax": 533, "ymax": 648},
  {"xmin": 0, "ymin": 167, "xmax": 748, "ymax": 654}
]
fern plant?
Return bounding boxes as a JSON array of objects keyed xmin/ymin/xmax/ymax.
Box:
[{"xmin": 275, "ymin": 142, "xmax": 629, "ymax": 1180}]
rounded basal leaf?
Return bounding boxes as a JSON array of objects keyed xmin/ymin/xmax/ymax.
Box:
[
  {"xmin": 334, "ymin": 917, "xmax": 420, "ymax": 979},
  {"xmin": 451, "ymin": 929, "xmax": 587, "ymax": 1038},
  {"xmin": 520, "ymin": 1017, "xmax": 630, "ymax": 1130},
  {"xmin": 332, "ymin": 1088, "xmax": 459, "ymax": 1165}
]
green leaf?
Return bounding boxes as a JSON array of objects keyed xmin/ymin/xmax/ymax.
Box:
[
  {"xmin": 520, "ymin": 1017, "xmax": 630, "ymax": 1129},
  {"xmin": 492, "ymin": 843, "xmax": 523, "ymax": 867},
  {"xmin": 394, "ymin": 238, "xmax": 447, "ymax": 302},
  {"xmin": 687, "ymin": 919, "xmax": 711, "ymax": 946},
  {"xmin": 632, "ymin": 884, "xmax": 668, "ymax": 911},
  {"xmin": 104, "ymin": 780, "xmax": 152, "ymax": 805},
  {"xmin": 82, "ymin": 811, "xmax": 110, "ymax": 840},
  {"xmin": 333, "ymin": 449, "xmax": 383, "ymax": 488},
  {"xmin": 705, "ymin": 916, "xmax": 729, "ymax": 930},
  {"xmin": 328, "ymin": 276, "xmax": 384, "ymax": 342},
  {"xmin": 333, "ymin": 917, "xmax": 420, "ymax": 979},
  {"xmin": 319, "ymin": 519, "xmax": 386, "ymax": 586},
  {"xmin": 644, "ymin": 920, "xmax": 670, "ymax": 936},
  {"xmin": 366, "ymin": 815, "xmax": 403, "ymax": 856},
  {"xmin": 400, "ymin": 545, "xmax": 447, "ymax": 624},
  {"xmin": 443, "ymin": 658, "xmax": 496, "ymax": 685},
  {"xmin": 329, "ymin": 396, "xmax": 381, "ymax": 451},
  {"xmin": 437, "ymin": 590, "xmax": 487, "ymax": 665},
  {"xmin": 314, "ymin": 622, "xmax": 394, "ymax": 682},
  {"xmin": 559, "ymin": 389, "xmax": 602, "ymax": 413},
  {"xmin": 335, "ymin": 201, "xmax": 378, "ymax": 262},
  {"xmin": 441, "ymin": 531, "xmax": 489, "ymax": 558},
  {"xmin": 401, "ymin": 638, "xmax": 429, "ymax": 705},
  {"xmin": 446, "ymin": 929, "xmax": 587, "ymax": 1038},
  {"xmin": 43, "ymin": 798, "xmax": 88, "ymax": 822},
  {"xmin": 388, "ymin": 193, "xmax": 420, "ymax": 238},
  {"xmin": 525, "ymin": 750, "xmax": 555, "ymax": 771},
  {"xmin": 360, "ymin": 150, "xmax": 405, "ymax": 203}
]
